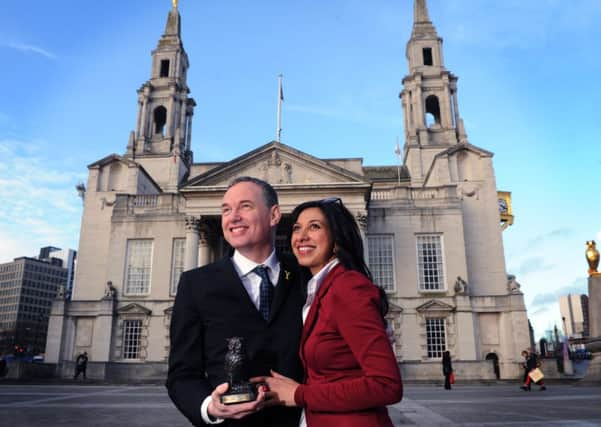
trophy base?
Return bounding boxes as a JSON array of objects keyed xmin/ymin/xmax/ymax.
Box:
[
  {"xmin": 220, "ymin": 383, "xmax": 257, "ymax": 405},
  {"xmin": 221, "ymin": 391, "xmax": 256, "ymax": 405}
]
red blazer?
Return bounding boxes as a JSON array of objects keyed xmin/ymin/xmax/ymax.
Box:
[{"xmin": 294, "ymin": 264, "xmax": 403, "ymax": 426}]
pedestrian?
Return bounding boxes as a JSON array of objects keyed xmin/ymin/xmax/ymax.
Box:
[
  {"xmin": 74, "ymin": 351, "xmax": 88, "ymax": 379},
  {"xmin": 166, "ymin": 176, "xmax": 304, "ymax": 427},
  {"xmin": 256, "ymin": 198, "xmax": 402, "ymax": 426},
  {"xmin": 442, "ymin": 350, "xmax": 453, "ymax": 390},
  {"xmin": 521, "ymin": 349, "xmax": 546, "ymax": 391},
  {"xmin": 520, "ymin": 350, "xmax": 530, "ymax": 389},
  {"xmin": 0, "ymin": 356, "xmax": 7, "ymax": 377}
]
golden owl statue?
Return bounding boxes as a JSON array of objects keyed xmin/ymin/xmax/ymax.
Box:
[{"xmin": 586, "ymin": 240, "xmax": 600, "ymax": 276}]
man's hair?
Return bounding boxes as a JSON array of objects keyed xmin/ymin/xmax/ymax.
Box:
[{"xmin": 227, "ymin": 176, "xmax": 278, "ymax": 207}]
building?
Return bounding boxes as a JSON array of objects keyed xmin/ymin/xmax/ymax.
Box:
[
  {"xmin": 560, "ymin": 294, "xmax": 590, "ymax": 339},
  {"xmin": 39, "ymin": 247, "xmax": 77, "ymax": 299},
  {"xmin": 0, "ymin": 256, "xmax": 68, "ymax": 355},
  {"xmin": 46, "ymin": 0, "xmax": 530, "ymax": 380}
]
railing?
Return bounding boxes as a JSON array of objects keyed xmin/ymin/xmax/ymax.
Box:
[
  {"xmin": 113, "ymin": 194, "xmax": 183, "ymax": 217},
  {"xmin": 370, "ymin": 186, "xmax": 456, "ymax": 201}
]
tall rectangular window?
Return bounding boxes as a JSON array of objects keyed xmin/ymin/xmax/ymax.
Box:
[
  {"xmin": 124, "ymin": 240, "xmax": 153, "ymax": 295},
  {"xmin": 160, "ymin": 59, "xmax": 170, "ymax": 77},
  {"xmin": 426, "ymin": 318, "xmax": 446, "ymax": 358},
  {"xmin": 416, "ymin": 234, "xmax": 445, "ymax": 291},
  {"xmin": 368, "ymin": 235, "xmax": 395, "ymax": 291},
  {"xmin": 122, "ymin": 319, "xmax": 142, "ymax": 360},
  {"xmin": 170, "ymin": 238, "xmax": 185, "ymax": 295},
  {"xmin": 422, "ymin": 47, "xmax": 433, "ymax": 66}
]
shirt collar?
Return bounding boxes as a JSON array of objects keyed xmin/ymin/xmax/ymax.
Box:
[
  {"xmin": 306, "ymin": 258, "xmax": 339, "ymax": 298},
  {"xmin": 232, "ymin": 249, "xmax": 279, "ymax": 276}
]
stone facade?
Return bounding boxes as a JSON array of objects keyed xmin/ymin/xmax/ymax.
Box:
[{"xmin": 45, "ymin": 1, "xmax": 530, "ymax": 380}]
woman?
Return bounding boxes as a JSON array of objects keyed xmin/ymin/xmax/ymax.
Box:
[
  {"xmin": 260, "ymin": 198, "xmax": 402, "ymax": 426},
  {"xmin": 442, "ymin": 350, "xmax": 453, "ymax": 390}
]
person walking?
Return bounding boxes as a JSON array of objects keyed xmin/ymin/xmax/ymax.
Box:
[
  {"xmin": 73, "ymin": 351, "xmax": 88, "ymax": 380},
  {"xmin": 442, "ymin": 351, "xmax": 453, "ymax": 390},
  {"xmin": 521, "ymin": 349, "xmax": 546, "ymax": 391},
  {"xmin": 520, "ymin": 350, "xmax": 530, "ymax": 390}
]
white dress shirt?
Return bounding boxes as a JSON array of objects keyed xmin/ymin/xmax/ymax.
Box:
[{"xmin": 200, "ymin": 249, "xmax": 280, "ymax": 424}]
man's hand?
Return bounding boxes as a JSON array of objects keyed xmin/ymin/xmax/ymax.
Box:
[{"xmin": 207, "ymin": 382, "xmax": 280, "ymax": 420}]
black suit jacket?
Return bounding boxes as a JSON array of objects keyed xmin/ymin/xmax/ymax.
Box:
[{"xmin": 166, "ymin": 253, "xmax": 304, "ymax": 427}]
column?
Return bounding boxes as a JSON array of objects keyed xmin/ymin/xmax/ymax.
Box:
[
  {"xmin": 166, "ymin": 94, "xmax": 175, "ymax": 138},
  {"xmin": 184, "ymin": 216, "xmax": 201, "ymax": 271},
  {"xmin": 355, "ymin": 211, "xmax": 369, "ymax": 263},
  {"xmin": 198, "ymin": 224, "xmax": 211, "ymax": 267},
  {"xmin": 186, "ymin": 112, "xmax": 193, "ymax": 150},
  {"xmin": 140, "ymin": 97, "xmax": 148, "ymax": 140}
]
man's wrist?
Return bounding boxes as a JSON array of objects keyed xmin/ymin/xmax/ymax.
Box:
[{"xmin": 201, "ymin": 396, "xmax": 224, "ymax": 424}]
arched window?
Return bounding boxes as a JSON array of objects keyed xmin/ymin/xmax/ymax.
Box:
[
  {"xmin": 154, "ymin": 106, "xmax": 167, "ymax": 135},
  {"xmin": 425, "ymin": 95, "xmax": 441, "ymax": 128}
]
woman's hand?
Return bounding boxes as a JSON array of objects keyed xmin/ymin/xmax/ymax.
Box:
[{"xmin": 251, "ymin": 370, "xmax": 300, "ymax": 407}]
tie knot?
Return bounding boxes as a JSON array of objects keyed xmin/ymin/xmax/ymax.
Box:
[{"xmin": 253, "ymin": 265, "xmax": 270, "ymax": 281}]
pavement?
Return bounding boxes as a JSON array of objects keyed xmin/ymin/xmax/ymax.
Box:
[{"xmin": 0, "ymin": 382, "xmax": 600, "ymax": 426}]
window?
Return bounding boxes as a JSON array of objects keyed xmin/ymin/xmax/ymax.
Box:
[
  {"xmin": 122, "ymin": 319, "xmax": 142, "ymax": 359},
  {"xmin": 426, "ymin": 318, "xmax": 446, "ymax": 358},
  {"xmin": 170, "ymin": 238, "xmax": 185, "ymax": 294},
  {"xmin": 124, "ymin": 240, "xmax": 153, "ymax": 295},
  {"xmin": 416, "ymin": 234, "xmax": 445, "ymax": 291},
  {"xmin": 368, "ymin": 235, "xmax": 395, "ymax": 291},
  {"xmin": 422, "ymin": 47, "xmax": 433, "ymax": 66},
  {"xmin": 153, "ymin": 106, "xmax": 167, "ymax": 135},
  {"xmin": 425, "ymin": 95, "xmax": 441, "ymax": 127},
  {"xmin": 160, "ymin": 59, "xmax": 170, "ymax": 77}
]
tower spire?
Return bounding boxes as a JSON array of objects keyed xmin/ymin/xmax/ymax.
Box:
[
  {"xmin": 414, "ymin": 0, "xmax": 430, "ymax": 23},
  {"xmin": 411, "ymin": 0, "xmax": 437, "ymax": 39}
]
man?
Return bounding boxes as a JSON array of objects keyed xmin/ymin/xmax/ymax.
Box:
[
  {"xmin": 74, "ymin": 351, "xmax": 88, "ymax": 380},
  {"xmin": 167, "ymin": 177, "xmax": 304, "ymax": 426},
  {"xmin": 521, "ymin": 348, "xmax": 546, "ymax": 391}
]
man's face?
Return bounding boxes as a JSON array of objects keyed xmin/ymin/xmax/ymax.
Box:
[{"xmin": 221, "ymin": 181, "xmax": 281, "ymax": 261}]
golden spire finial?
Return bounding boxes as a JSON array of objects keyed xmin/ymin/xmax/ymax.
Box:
[{"xmin": 172, "ymin": 0, "xmax": 178, "ymax": 9}]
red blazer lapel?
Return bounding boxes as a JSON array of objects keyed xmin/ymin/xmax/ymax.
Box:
[{"xmin": 300, "ymin": 264, "xmax": 345, "ymax": 354}]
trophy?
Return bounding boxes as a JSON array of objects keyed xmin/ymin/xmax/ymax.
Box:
[{"xmin": 221, "ymin": 337, "xmax": 257, "ymax": 405}]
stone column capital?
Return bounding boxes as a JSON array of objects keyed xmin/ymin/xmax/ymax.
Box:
[
  {"xmin": 185, "ymin": 215, "xmax": 202, "ymax": 232},
  {"xmin": 355, "ymin": 211, "xmax": 368, "ymax": 232}
]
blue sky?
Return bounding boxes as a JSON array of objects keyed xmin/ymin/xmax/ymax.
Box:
[{"xmin": 1, "ymin": 0, "xmax": 600, "ymax": 339}]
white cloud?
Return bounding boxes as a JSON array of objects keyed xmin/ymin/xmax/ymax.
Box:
[
  {"xmin": 2, "ymin": 41, "xmax": 56, "ymax": 59},
  {"xmin": 0, "ymin": 138, "xmax": 83, "ymax": 262}
]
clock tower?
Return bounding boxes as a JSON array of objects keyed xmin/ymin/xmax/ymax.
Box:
[
  {"xmin": 401, "ymin": 0, "xmax": 469, "ymax": 184},
  {"xmin": 125, "ymin": 3, "xmax": 196, "ymax": 192}
]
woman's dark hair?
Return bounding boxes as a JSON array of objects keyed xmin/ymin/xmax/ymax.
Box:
[{"xmin": 289, "ymin": 198, "xmax": 389, "ymax": 317}]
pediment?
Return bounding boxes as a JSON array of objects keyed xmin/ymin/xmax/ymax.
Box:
[
  {"xmin": 88, "ymin": 153, "xmax": 138, "ymax": 169},
  {"xmin": 443, "ymin": 142, "xmax": 493, "ymax": 158},
  {"xmin": 388, "ymin": 301, "xmax": 403, "ymax": 313},
  {"xmin": 116, "ymin": 302, "xmax": 152, "ymax": 316},
  {"xmin": 183, "ymin": 141, "xmax": 368, "ymax": 189},
  {"xmin": 415, "ymin": 299, "xmax": 455, "ymax": 313}
]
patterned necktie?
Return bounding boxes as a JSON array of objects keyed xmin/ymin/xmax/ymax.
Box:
[{"xmin": 253, "ymin": 265, "xmax": 273, "ymax": 321}]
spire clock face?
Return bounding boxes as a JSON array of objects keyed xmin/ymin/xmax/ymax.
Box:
[{"xmin": 498, "ymin": 198, "xmax": 508, "ymax": 214}]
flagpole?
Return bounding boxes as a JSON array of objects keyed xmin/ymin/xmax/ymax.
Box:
[
  {"xmin": 395, "ymin": 136, "xmax": 401, "ymax": 184},
  {"xmin": 276, "ymin": 74, "xmax": 283, "ymax": 142}
]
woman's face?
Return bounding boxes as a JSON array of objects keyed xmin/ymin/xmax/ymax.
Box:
[{"xmin": 291, "ymin": 207, "xmax": 336, "ymax": 275}]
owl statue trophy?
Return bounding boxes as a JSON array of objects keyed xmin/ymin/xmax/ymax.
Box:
[
  {"xmin": 221, "ymin": 337, "xmax": 257, "ymax": 405},
  {"xmin": 586, "ymin": 240, "xmax": 600, "ymax": 276}
]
